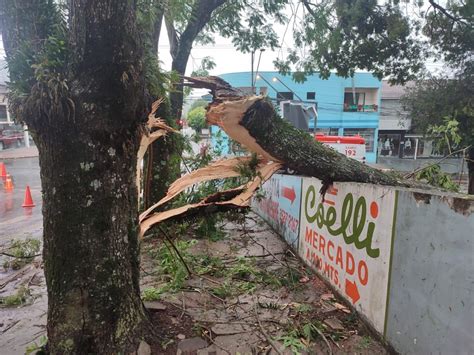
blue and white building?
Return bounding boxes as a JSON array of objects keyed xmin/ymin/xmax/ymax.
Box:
[{"xmin": 213, "ymin": 71, "xmax": 382, "ymax": 163}]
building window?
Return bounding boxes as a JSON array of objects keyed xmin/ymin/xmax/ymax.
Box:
[
  {"xmin": 344, "ymin": 92, "xmax": 365, "ymax": 111},
  {"xmin": 378, "ymin": 134, "xmax": 401, "ymax": 157},
  {"xmin": 344, "ymin": 128, "xmax": 375, "ymax": 152},
  {"xmin": 315, "ymin": 127, "xmax": 339, "ymax": 136},
  {"xmin": 343, "ymin": 88, "xmax": 378, "ymax": 112},
  {"xmin": 307, "ymin": 92, "xmax": 316, "ymax": 100},
  {"xmin": 277, "ymin": 92, "xmax": 293, "ymax": 102}
]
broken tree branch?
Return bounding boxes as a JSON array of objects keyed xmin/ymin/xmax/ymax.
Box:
[
  {"xmin": 137, "ymin": 99, "xmax": 178, "ymax": 203},
  {"xmin": 185, "ymin": 76, "xmax": 410, "ymax": 187},
  {"xmin": 139, "ymin": 161, "xmax": 282, "ymax": 236},
  {"xmin": 140, "ymin": 156, "xmax": 260, "ymax": 222}
]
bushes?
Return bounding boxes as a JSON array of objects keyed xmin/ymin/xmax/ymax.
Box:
[{"xmin": 187, "ymin": 106, "xmax": 207, "ymax": 132}]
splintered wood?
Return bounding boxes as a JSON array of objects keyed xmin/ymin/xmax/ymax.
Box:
[
  {"xmin": 139, "ymin": 160, "xmax": 281, "ymax": 236},
  {"xmin": 140, "ymin": 156, "xmax": 258, "ymax": 222},
  {"xmin": 136, "ymin": 99, "xmax": 178, "ymax": 196},
  {"xmin": 137, "ymin": 78, "xmax": 288, "ymax": 236}
]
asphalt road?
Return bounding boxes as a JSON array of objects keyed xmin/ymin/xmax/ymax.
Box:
[{"xmin": 0, "ymin": 157, "xmax": 43, "ymax": 244}]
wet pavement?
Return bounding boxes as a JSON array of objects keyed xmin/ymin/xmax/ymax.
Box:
[
  {"xmin": 0, "ymin": 157, "xmax": 43, "ymax": 244},
  {"xmin": 1, "ymin": 157, "xmax": 45, "ymax": 354}
]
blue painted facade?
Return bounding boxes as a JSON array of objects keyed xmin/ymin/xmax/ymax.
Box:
[{"xmin": 212, "ymin": 71, "xmax": 382, "ymax": 163}]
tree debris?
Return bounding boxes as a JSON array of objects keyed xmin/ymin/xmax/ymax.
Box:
[
  {"xmin": 139, "ymin": 76, "xmax": 424, "ymax": 236},
  {"xmin": 137, "ymin": 99, "xmax": 178, "ymax": 197}
]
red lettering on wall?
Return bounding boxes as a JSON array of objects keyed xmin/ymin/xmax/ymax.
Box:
[
  {"xmin": 319, "ymin": 235, "xmax": 326, "ymax": 255},
  {"xmin": 305, "ymin": 227, "xmax": 313, "ymax": 244},
  {"xmin": 346, "ymin": 252, "xmax": 355, "ymax": 275},
  {"xmin": 336, "ymin": 246, "xmax": 343, "ymax": 269},
  {"xmin": 358, "ymin": 260, "xmax": 368, "ymax": 286},
  {"xmin": 327, "ymin": 241, "xmax": 334, "ymax": 261},
  {"xmin": 312, "ymin": 231, "xmax": 318, "ymax": 250}
]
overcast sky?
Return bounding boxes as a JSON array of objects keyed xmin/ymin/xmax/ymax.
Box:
[{"xmin": 157, "ymin": 23, "xmax": 291, "ymax": 78}]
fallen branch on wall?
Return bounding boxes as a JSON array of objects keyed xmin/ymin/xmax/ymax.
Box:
[
  {"xmin": 187, "ymin": 76, "xmax": 407, "ymax": 187},
  {"xmin": 138, "ymin": 76, "xmax": 425, "ymax": 235}
]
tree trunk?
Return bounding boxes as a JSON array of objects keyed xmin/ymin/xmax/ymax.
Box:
[
  {"xmin": 38, "ymin": 129, "xmax": 145, "ymax": 353},
  {"xmin": 170, "ymin": 54, "xmax": 189, "ymax": 120},
  {"xmin": 151, "ymin": 7, "xmax": 164, "ymax": 56},
  {"xmin": 1, "ymin": 0, "xmax": 150, "ymax": 352},
  {"xmin": 147, "ymin": 28, "xmax": 190, "ymax": 206},
  {"xmin": 147, "ymin": 1, "xmax": 227, "ymax": 205},
  {"xmin": 467, "ymin": 146, "xmax": 474, "ymax": 195},
  {"xmin": 147, "ymin": 100, "xmax": 183, "ymax": 205},
  {"xmin": 167, "ymin": 0, "xmax": 227, "ymax": 119}
]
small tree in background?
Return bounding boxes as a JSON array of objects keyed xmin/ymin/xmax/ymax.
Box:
[{"xmin": 187, "ymin": 106, "xmax": 207, "ymax": 132}]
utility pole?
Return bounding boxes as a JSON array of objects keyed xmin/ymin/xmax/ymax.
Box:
[{"xmin": 251, "ymin": 49, "xmax": 255, "ymax": 94}]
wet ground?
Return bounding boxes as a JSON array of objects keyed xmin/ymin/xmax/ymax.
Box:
[
  {"xmin": 0, "ymin": 157, "xmax": 45, "ymax": 354},
  {"xmin": 0, "ymin": 210, "xmax": 390, "ymax": 354},
  {"xmin": 0, "ymin": 157, "xmax": 389, "ymax": 354},
  {"xmin": 0, "ymin": 157, "xmax": 43, "ymax": 242}
]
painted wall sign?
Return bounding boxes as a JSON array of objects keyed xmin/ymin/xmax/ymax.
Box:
[
  {"xmin": 252, "ymin": 174, "xmax": 302, "ymax": 250},
  {"xmin": 298, "ymin": 178, "xmax": 396, "ymax": 333}
]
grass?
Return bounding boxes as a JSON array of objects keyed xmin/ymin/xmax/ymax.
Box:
[
  {"xmin": 2, "ymin": 238, "xmax": 40, "ymax": 270},
  {"xmin": 141, "ymin": 239, "xmax": 197, "ymax": 300},
  {"xmin": 143, "ymin": 233, "xmax": 309, "ymax": 303},
  {"xmin": 141, "ymin": 287, "xmax": 162, "ymax": 301},
  {"xmin": 276, "ymin": 321, "xmax": 327, "ymax": 355},
  {"xmin": 25, "ymin": 335, "xmax": 48, "ymax": 355},
  {"xmin": 357, "ymin": 335, "xmax": 372, "ymax": 350},
  {"xmin": 194, "ymin": 255, "xmax": 224, "ymax": 277},
  {"xmin": 0, "ymin": 286, "xmax": 32, "ymax": 307},
  {"xmin": 276, "ymin": 331, "xmax": 306, "ymax": 355},
  {"xmin": 295, "ymin": 303, "xmax": 313, "ymax": 314}
]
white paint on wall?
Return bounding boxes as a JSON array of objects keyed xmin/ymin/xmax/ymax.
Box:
[{"xmin": 298, "ymin": 178, "xmax": 396, "ymax": 333}]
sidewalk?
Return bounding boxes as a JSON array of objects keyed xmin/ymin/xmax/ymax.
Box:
[{"xmin": 0, "ymin": 146, "xmax": 39, "ymax": 159}]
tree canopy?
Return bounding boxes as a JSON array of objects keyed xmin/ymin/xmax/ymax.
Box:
[{"xmin": 400, "ymin": 0, "xmax": 473, "ymax": 192}]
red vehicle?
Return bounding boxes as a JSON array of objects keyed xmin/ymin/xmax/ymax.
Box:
[
  {"xmin": 0, "ymin": 130, "xmax": 24, "ymax": 150},
  {"xmin": 315, "ymin": 133, "xmax": 366, "ymax": 162}
]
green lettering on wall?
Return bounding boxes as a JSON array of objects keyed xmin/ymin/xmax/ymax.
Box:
[{"xmin": 304, "ymin": 184, "xmax": 380, "ymax": 258}]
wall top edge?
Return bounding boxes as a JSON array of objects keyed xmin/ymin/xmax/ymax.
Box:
[{"xmin": 273, "ymin": 173, "xmax": 474, "ymax": 215}]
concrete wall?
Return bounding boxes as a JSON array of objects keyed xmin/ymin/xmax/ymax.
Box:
[
  {"xmin": 377, "ymin": 157, "xmax": 464, "ymax": 174},
  {"xmin": 385, "ymin": 190, "xmax": 474, "ymax": 354},
  {"xmin": 252, "ymin": 174, "xmax": 474, "ymax": 354}
]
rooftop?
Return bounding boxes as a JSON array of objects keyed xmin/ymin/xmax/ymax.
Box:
[{"xmin": 381, "ymin": 80, "xmax": 415, "ymax": 100}]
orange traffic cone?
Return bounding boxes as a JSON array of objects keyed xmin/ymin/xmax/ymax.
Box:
[
  {"xmin": 3, "ymin": 174, "xmax": 14, "ymax": 191},
  {"xmin": 22, "ymin": 185, "xmax": 35, "ymax": 207},
  {"xmin": 0, "ymin": 162, "xmax": 6, "ymax": 179}
]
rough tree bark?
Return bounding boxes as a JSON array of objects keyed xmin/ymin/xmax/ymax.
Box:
[
  {"xmin": 147, "ymin": 101, "xmax": 182, "ymax": 206},
  {"xmin": 1, "ymin": 1, "xmax": 148, "ymax": 352},
  {"xmin": 468, "ymin": 147, "xmax": 474, "ymax": 195}
]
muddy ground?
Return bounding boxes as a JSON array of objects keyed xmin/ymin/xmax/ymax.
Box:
[{"xmin": 0, "ymin": 212, "xmax": 390, "ymax": 354}]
